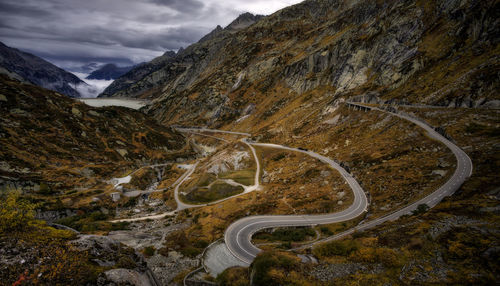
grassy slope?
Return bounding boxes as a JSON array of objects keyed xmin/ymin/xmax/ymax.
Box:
[{"xmin": 0, "ymin": 75, "xmax": 193, "ymax": 210}]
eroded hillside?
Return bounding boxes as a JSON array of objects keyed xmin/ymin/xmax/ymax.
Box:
[
  {"xmin": 1, "ymin": 0, "xmax": 498, "ymax": 285},
  {"xmin": 139, "ymin": 0, "xmax": 498, "ymax": 128},
  {"xmin": 0, "ymin": 75, "xmax": 193, "ymax": 205}
]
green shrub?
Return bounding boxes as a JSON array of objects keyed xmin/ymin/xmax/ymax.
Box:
[
  {"xmin": 0, "ymin": 191, "xmax": 36, "ymax": 232},
  {"xmin": 252, "ymin": 252, "xmax": 298, "ymax": 286},
  {"xmin": 110, "ymin": 221, "xmax": 130, "ymax": 231},
  {"xmin": 142, "ymin": 246, "xmax": 156, "ymax": 257},
  {"xmin": 320, "ymin": 226, "xmax": 333, "ymax": 235},
  {"xmin": 180, "ymin": 246, "xmax": 202, "ymax": 257},
  {"xmin": 254, "ymin": 227, "xmax": 316, "ymax": 242},
  {"xmin": 313, "ymin": 240, "xmax": 359, "ymax": 257},
  {"xmin": 122, "ymin": 197, "xmax": 138, "ymax": 207},
  {"xmin": 39, "ymin": 183, "xmax": 55, "ymax": 195},
  {"xmin": 271, "ymin": 153, "xmax": 286, "ymax": 161},
  {"xmin": 89, "ymin": 211, "xmax": 107, "ymax": 221},
  {"xmin": 216, "ymin": 267, "xmax": 249, "ymax": 286},
  {"xmin": 350, "ymin": 247, "xmax": 400, "ymax": 267},
  {"xmin": 116, "ymin": 256, "xmax": 136, "ymax": 269},
  {"xmin": 412, "ymin": 204, "xmax": 429, "ymax": 215},
  {"xmin": 193, "ymin": 239, "xmax": 209, "ymax": 249}
]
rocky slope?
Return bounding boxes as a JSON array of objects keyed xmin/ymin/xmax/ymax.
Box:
[
  {"xmin": 0, "ymin": 75, "xmax": 193, "ymax": 201},
  {"xmin": 104, "ymin": 0, "xmax": 497, "ymax": 127},
  {"xmin": 0, "ymin": 191, "xmax": 155, "ymax": 286},
  {"xmin": 98, "ymin": 51, "xmax": 177, "ymax": 98},
  {"xmin": 1, "ymin": 1, "xmax": 498, "ymax": 285},
  {"xmin": 99, "ymin": 12, "xmax": 264, "ymax": 99},
  {"xmin": 0, "ymin": 41, "xmax": 85, "ymax": 97},
  {"xmin": 217, "ymin": 104, "xmax": 500, "ymax": 285},
  {"xmin": 150, "ymin": 0, "xmax": 498, "ymax": 127},
  {"xmin": 86, "ymin": 63, "xmax": 134, "ymax": 80}
]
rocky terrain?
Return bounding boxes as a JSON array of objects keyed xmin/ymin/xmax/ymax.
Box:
[
  {"xmin": 0, "ymin": 191, "xmax": 156, "ymax": 286},
  {"xmin": 0, "ymin": 74, "xmax": 194, "ymax": 204},
  {"xmin": 0, "ymin": 41, "xmax": 85, "ymax": 97},
  {"xmin": 0, "ymin": 0, "xmax": 498, "ymax": 285},
  {"xmin": 215, "ymin": 104, "xmax": 499, "ymax": 285},
  {"xmin": 99, "ymin": 12, "xmax": 265, "ymax": 99},
  {"xmin": 97, "ymin": 0, "xmax": 497, "ymax": 127},
  {"xmin": 86, "ymin": 63, "xmax": 134, "ymax": 80}
]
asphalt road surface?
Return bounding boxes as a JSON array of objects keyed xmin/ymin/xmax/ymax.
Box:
[
  {"xmin": 224, "ymin": 103, "xmax": 472, "ymax": 264},
  {"xmin": 294, "ymin": 102, "xmax": 473, "ymax": 249},
  {"xmin": 224, "ymin": 141, "xmax": 369, "ymax": 265}
]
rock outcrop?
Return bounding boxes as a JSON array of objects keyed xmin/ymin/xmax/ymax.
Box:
[
  {"xmin": 99, "ymin": 13, "xmax": 264, "ymax": 99},
  {"xmin": 0, "ymin": 74, "xmax": 192, "ymax": 193},
  {"xmin": 147, "ymin": 0, "xmax": 499, "ymax": 127},
  {"xmin": 98, "ymin": 0, "xmax": 498, "ymax": 127},
  {"xmin": 0, "ymin": 41, "xmax": 85, "ymax": 97}
]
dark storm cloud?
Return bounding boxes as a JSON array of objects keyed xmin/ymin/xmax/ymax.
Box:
[
  {"xmin": 0, "ymin": 1, "xmax": 54, "ymax": 18},
  {"xmin": 148, "ymin": 0, "xmax": 205, "ymax": 13},
  {"xmin": 0, "ymin": 0, "xmax": 302, "ymax": 71}
]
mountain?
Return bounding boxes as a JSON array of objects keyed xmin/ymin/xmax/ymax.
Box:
[
  {"xmin": 98, "ymin": 12, "xmax": 264, "ymax": 99},
  {"xmin": 226, "ymin": 12, "xmax": 265, "ymax": 31},
  {"xmin": 98, "ymin": 1, "xmax": 497, "ymax": 127},
  {"xmin": 0, "ymin": 41, "xmax": 85, "ymax": 97},
  {"xmin": 98, "ymin": 51, "xmax": 177, "ymax": 98},
  {"xmin": 143, "ymin": 0, "xmax": 499, "ymax": 127},
  {"xmin": 86, "ymin": 63, "xmax": 134, "ymax": 80},
  {"xmin": 1, "ymin": 0, "xmax": 499, "ymax": 285},
  {"xmin": 198, "ymin": 12, "xmax": 265, "ymax": 43},
  {"xmin": 0, "ymin": 74, "xmax": 191, "ymax": 195},
  {"xmin": 78, "ymin": 62, "xmax": 101, "ymax": 74}
]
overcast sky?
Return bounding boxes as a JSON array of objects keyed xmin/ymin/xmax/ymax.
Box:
[{"xmin": 0, "ymin": 0, "xmax": 303, "ymax": 72}]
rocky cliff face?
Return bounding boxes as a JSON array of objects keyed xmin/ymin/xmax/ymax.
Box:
[
  {"xmin": 99, "ymin": 13, "xmax": 264, "ymax": 99},
  {"xmin": 0, "ymin": 41, "xmax": 85, "ymax": 97},
  {"xmin": 100, "ymin": 0, "xmax": 497, "ymax": 128},
  {"xmin": 98, "ymin": 51, "xmax": 177, "ymax": 98},
  {"xmin": 145, "ymin": 0, "xmax": 498, "ymax": 127},
  {"xmin": 86, "ymin": 63, "xmax": 134, "ymax": 80}
]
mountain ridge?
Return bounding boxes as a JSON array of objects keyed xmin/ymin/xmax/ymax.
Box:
[
  {"xmin": 95, "ymin": 0, "xmax": 498, "ymax": 128},
  {"xmin": 86, "ymin": 63, "xmax": 134, "ymax": 80},
  {"xmin": 98, "ymin": 12, "xmax": 266, "ymax": 99},
  {"xmin": 0, "ymin": 41, "xmax": 85, "ymax": 97},
  {"xmin": 143, "ymin": 0, "xmax": 498, "ymax": 128}
]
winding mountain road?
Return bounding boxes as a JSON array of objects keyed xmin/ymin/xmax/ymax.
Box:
[
  {"xmin": 112, "ymin": 104, "xmax": 472, "ymax": 267},
  {"xmin": 292, "ymin": 102, "xmax": 473, "ymax": 249},
  {"xmin": 110, "ymin": 135, "xmax": 260, "ymax": 222},
  {"xmin": 222, "ymin": 102, "xmax": 472, "ymax": 265},
  {"xmin": 224, "ymin": 141, "xmax": 369, "ymax": 264},
  {"xmin": 172, "ymin": 131, "xmax": 368, "ymax": 265}
]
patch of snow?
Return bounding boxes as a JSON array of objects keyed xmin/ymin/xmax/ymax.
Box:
[
  {"xmin": 177, "ymin": 164, "xmax": 194, "ymax": 170},
  {"xmin": 231, "ymin": 73, "xmax": 245, "ymax": 91},
  {"xmin": 112, "ymin": 175, "xmax": 132, "ymax": 188}
]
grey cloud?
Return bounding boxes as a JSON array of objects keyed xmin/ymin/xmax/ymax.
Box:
[
  {"xmin": 0, "ymin": 0, "xmax": 301, "ymax": 71},
  {"xmin": 0, "ymin": 1, "xmax": 54, "ymax": 18},
  {"xmin": 149, "ymin": 0, "xmax": 205, "ymax": 13}
]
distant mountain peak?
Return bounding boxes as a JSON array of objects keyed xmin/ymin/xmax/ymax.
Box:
[
  {"xmin": 197, "ymin": 13, "xmax": 264, "ymax": 44},
  {"xmin": 163, "ymin": 50, "xmax": 177, "ymax": 58},
  {"xmin": 226, "ymin": 12, "xmax": 264, "ymax": 31},
  {"xmin": 86, "ymin": 63, "xmax": 134, "ymax": 80}
]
